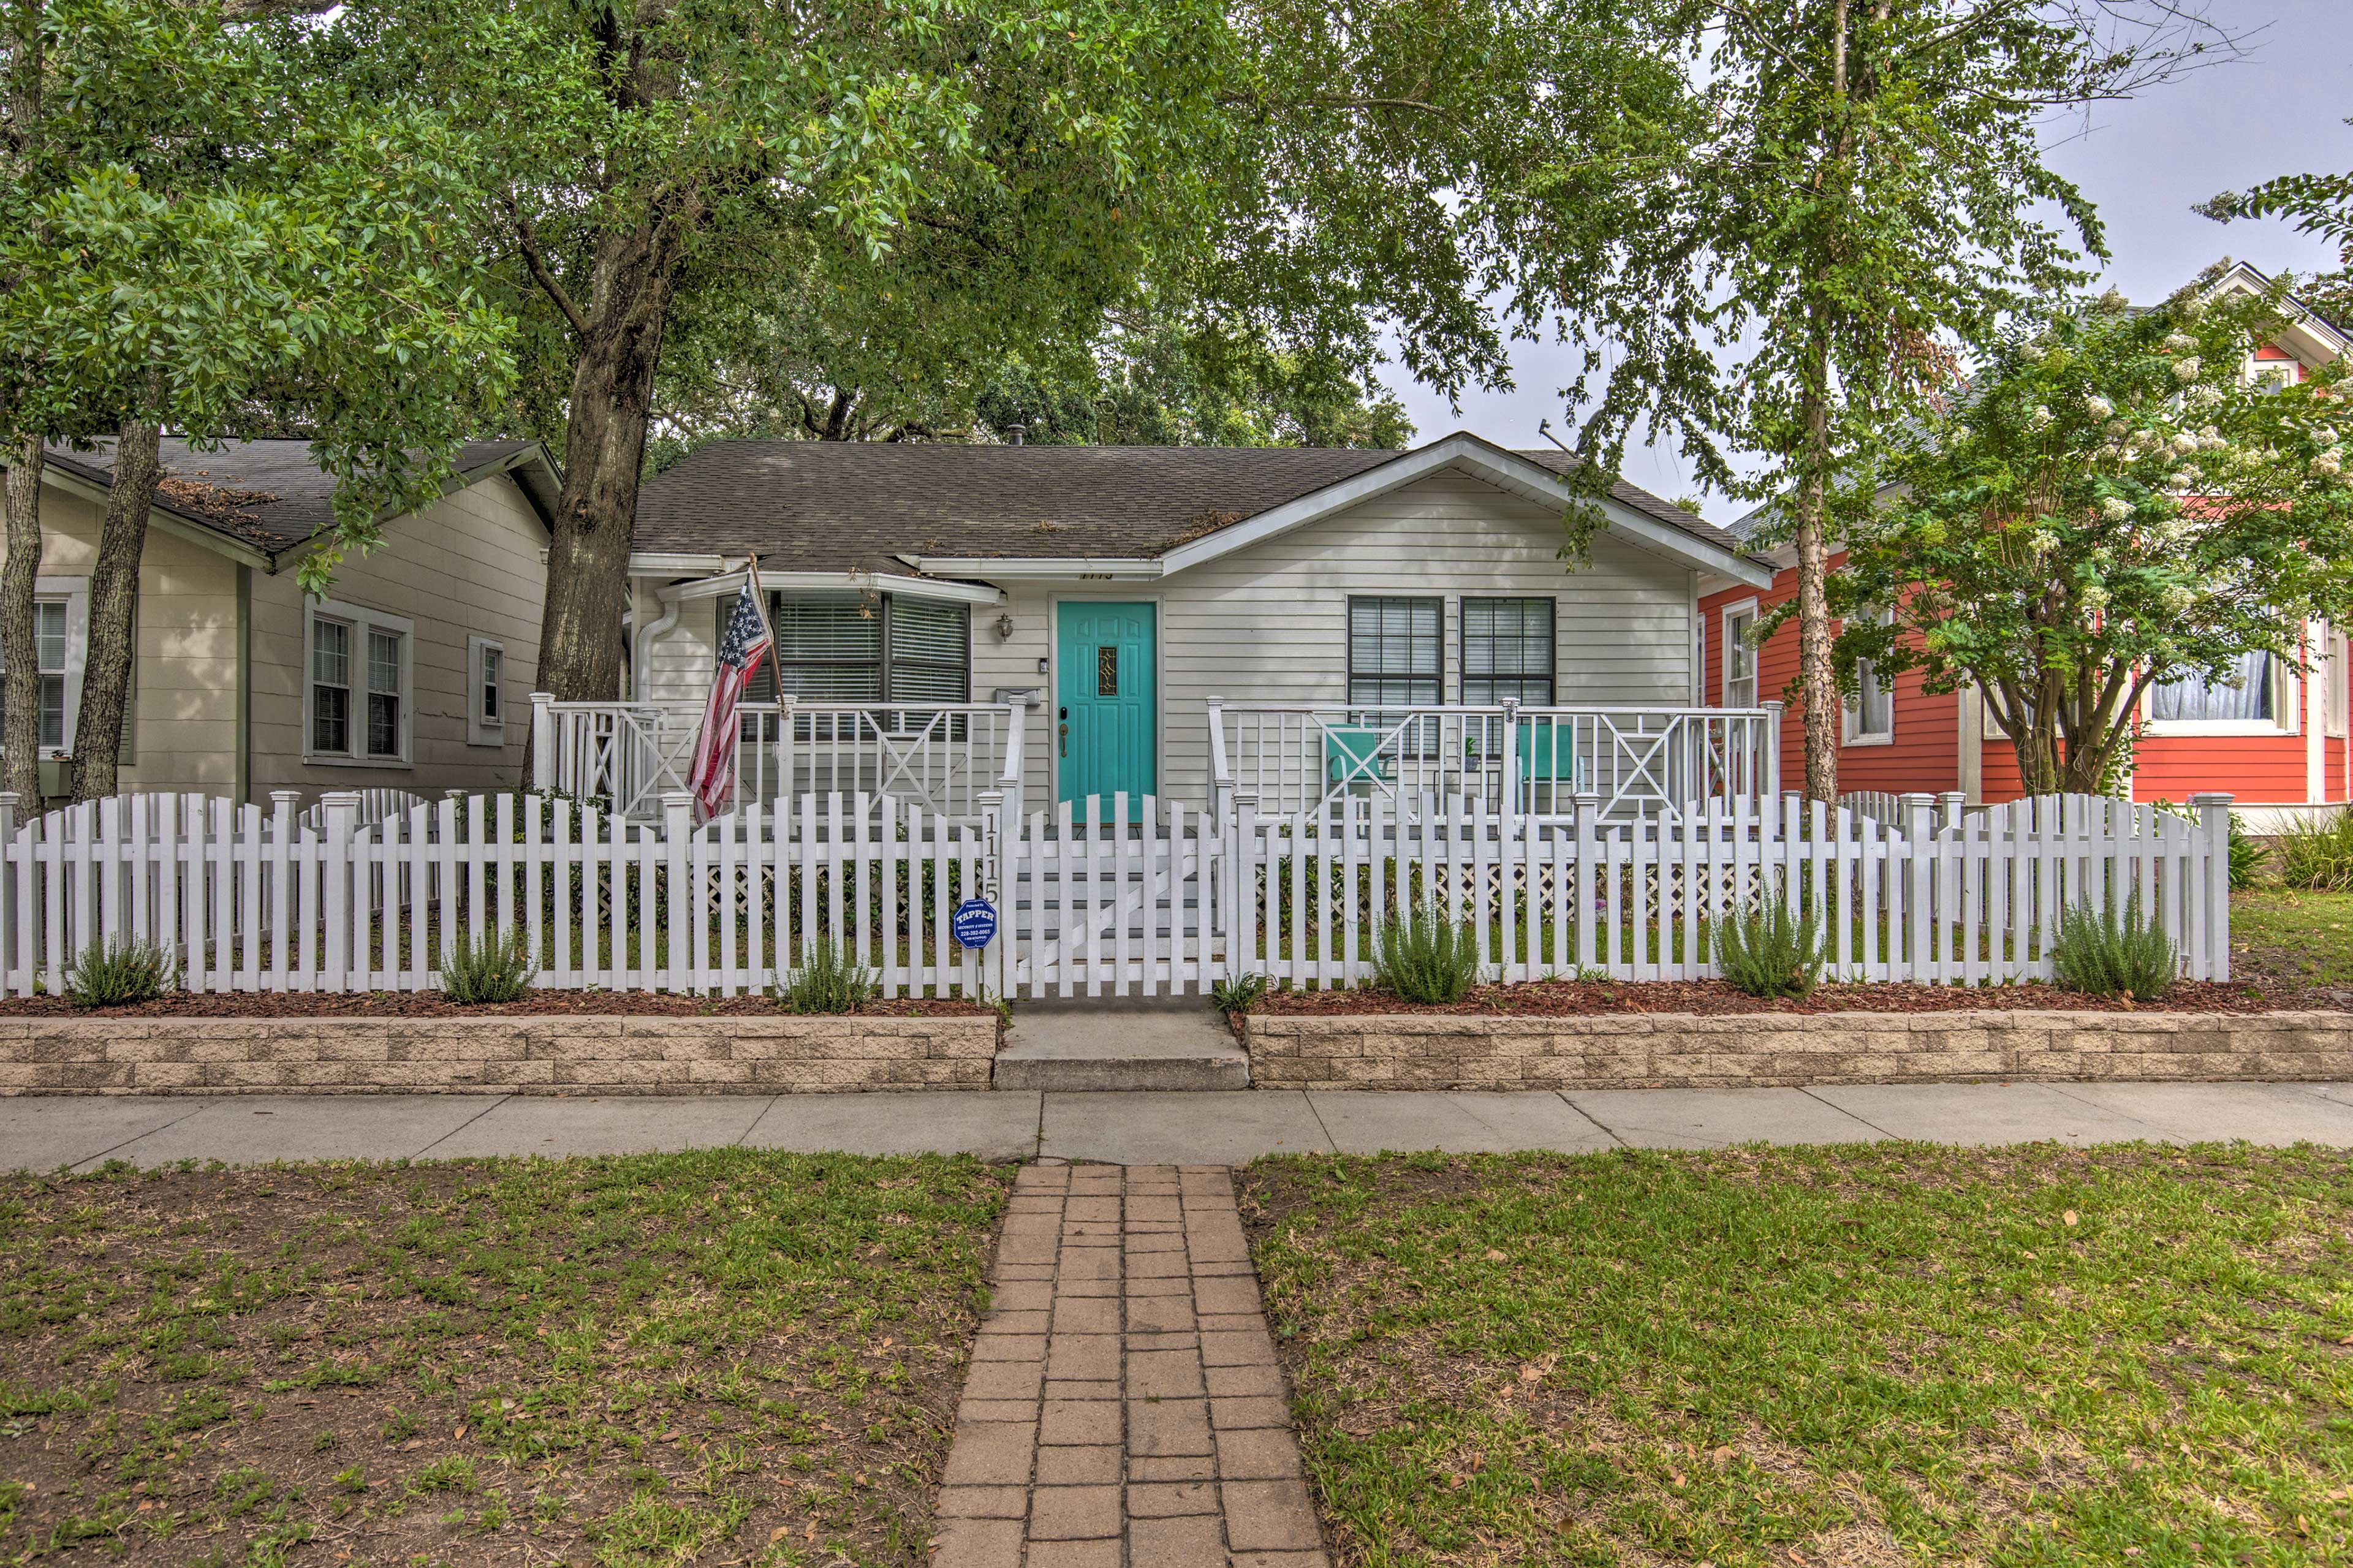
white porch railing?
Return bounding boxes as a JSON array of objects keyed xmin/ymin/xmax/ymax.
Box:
[
  {"xmin": 1208, "ymin": 700, "xmax": 1782, "ymax": 823},
  {"xmin": 532, "ymin": 695, "xmax": 1023, "ymax": 822}
]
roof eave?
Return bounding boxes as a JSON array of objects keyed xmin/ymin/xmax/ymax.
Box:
[
  {"xmin": 35, "ymin": 454, "xmax": 278, "ymax": 570},
  {"xmin": 895, "ymin": 555, "xmax": 1164, "ymax": 580}
]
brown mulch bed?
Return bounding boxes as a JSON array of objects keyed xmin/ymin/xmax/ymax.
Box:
[
  {"xmin": 0, "ymin": 991, "xmax": 991, "ymax": 1020},
  {"xmin": 1251, "ymin": 977, "xmax": 2322, "ymax": 1017},
  {"xmin": 0, "ymin": 1154, "xmax": 1008, "ymax": 1567}
]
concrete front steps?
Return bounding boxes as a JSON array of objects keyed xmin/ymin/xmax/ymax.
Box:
[{"xmin": 993, "ymin": 1005, "xmax": 1249, "ymax": 1092}]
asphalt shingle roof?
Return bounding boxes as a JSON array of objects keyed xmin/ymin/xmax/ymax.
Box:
[
  {"xmin": 39, "ymin": 437, "xmax": 548, "ymax": 559},
  {"xmin": 633, "ymin": 437, "xmax": 1746, "ymax": 573}
]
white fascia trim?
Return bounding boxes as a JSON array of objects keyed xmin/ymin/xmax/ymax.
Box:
[
  {"xmin": 2210, "ymin": 260, "xmax": 2352, "ymax": 362},
  {"xmin": 654, "ymin": 567, "xmax": 1004, "ymax": 606},
  {"xmin": 1145, "ymin": 433, "xmax": 1776, "ymax": 588},
  {"xmin": 629, "ymin": 551, "xmax": 730, "ymax": 575},
  {"xmin": 895, "ymin": 556, "xmax": 1163, "ymax": 580}
]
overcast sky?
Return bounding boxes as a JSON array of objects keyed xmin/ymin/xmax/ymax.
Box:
[{"xmin": 1378, "ymin": 2, "xmax": 2353, "ymax": 515}]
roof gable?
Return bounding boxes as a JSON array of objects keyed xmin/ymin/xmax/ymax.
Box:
[{"xmin": 32, "ymin": 438, "xmax": 561, "ymax": 567}]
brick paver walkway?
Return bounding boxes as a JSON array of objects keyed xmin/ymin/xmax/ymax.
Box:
[{"xmin": 930, "ymin": 1162, "xmax": 1328, "ymax": 1568}]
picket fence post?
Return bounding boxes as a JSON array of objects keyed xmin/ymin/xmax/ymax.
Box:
[
  {"xmin": 1227, "ymin": 790, "xmax": 1257, "ymax": 982},
  {"xmin": 662, "ymin": 791, "xmax": 693, "ymax": 993},
  {"xmin": 0, "ymin": 791, "xmax": 15, "ymax": 996},
  {"xmin": 2189, "ymin": 791, "xmax": 2233, "ymax": 981},
  {"xmin": 980, "ymin": 786, "xmax": 1007, "ymax": 1002},
  {"xmin": 322, "ymin": 791, "xmax": 358, "ymax": 993},
  {"xmin": 531, "ymin": 693, "xmax": 556, "ymax": 792},
  {"xmin": 1900, "ymin": 793, "xmax": 1934, "ymax": 982},
  {"xmin": 1572, "ymin": 791, "xmax": 1601, "ymax": 973}
]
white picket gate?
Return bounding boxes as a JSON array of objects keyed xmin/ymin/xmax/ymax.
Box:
[
  {"xmin": 997, "ymin": 794, "xmax": 1226, "ymax": 999},
  {"xmin": 0, "ymin": 784, "xmax": 2230, "ymax": 1001}
]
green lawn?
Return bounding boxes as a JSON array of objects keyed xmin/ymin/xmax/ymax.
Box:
[
  {"xmin": 0, "ymin": 1151, "xmax": 1008, "ymax": 1567},
  {"xmin": 2234, "ymin": 887, "xmax": 2353, "ymax": 990},
  {"xmin": 1243, "ymin": 1146, "xmax": 2353, "ymax": 1567}
]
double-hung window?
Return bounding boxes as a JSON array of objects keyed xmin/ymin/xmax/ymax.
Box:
[
  {"xmin": 468, "ymin": 636, "xmax": 506, "ymax": 748},
  {"xmin": 1347, "ymin": 597, "xmax": 1442, "ymax": 706},
  {"xmin": 1721, "ymin": 602, "xmax": 1759, "ymax": 708},
  {"xmin": 1843, "ymin": 607, "xmax": 1894, "ymax": 745},
  {"xmin": 307, "ymin": 600, "xmax": 412, "ymax": 765},
  {"xmin": 1461, "ymin": 599, "xmax": 1555, "ymax": 706},
  {"xmin": 761, "ymin": 593, "xmax": 972, "ymax": 709},
  {"xmin": 0, "ymin": 578, "xmax": 96, "ymax": 760}
]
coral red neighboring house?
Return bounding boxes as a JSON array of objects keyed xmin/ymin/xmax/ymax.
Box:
[{"xmin": 1694, "ymin": 262, "xmax": 2353, "ymax": 830}]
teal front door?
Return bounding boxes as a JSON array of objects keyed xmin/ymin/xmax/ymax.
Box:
[{"xmin": 1056, "ymin": 601, "xmax": 1157, "ymax": 808}]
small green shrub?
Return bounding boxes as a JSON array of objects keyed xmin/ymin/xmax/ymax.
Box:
[
  {"xmin": 440, "ymin": 930, "xmax": 535, "ymax": 1005},
  {"xmin": 782, "ymin": 937, "xmax": 875, "ymax": 1014},
  {"xmin": 1714, "ymin": 898, "xmax": 1827, "ymax": 999},
  {"xmin": 2050, "ymin": 892, "xmax": 2178, "ymax": 1001},
  {"xmin": 2273, "ymin": 810, "xmax": 2353, "ymax": 892},
  {"xmin": 1371, "ymin": 903, "xmax": 1482, "ymax": 1004},
  {"xmin": 1210, "ymin": 972, "xmax": 1268, "ymax": 1013},
  {"xmin": 64, "ymin": 937, "xmax": 173, "ymax": 1008},
  {"xmin": 2228, "ymin": 814, "xmax": 2267, "ymax": 890}
]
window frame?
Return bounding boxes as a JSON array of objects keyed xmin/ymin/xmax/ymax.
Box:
[
  {"xmin": 467, "ymin": 635, "xmax": 506, "ymax": 748},
  {"xmin": 304, "ymin": 598, "xmax": 414, "ymax": 768},
  {"xmin": 1842, "ymin": 607, "xmax": 1896, "ymax": 748},
  {"xmin": 1459, "ymin": 596, "xmax": 1556, "ymax": 708},
  {"xmin": 1345, "ymin": 595, "xmax": 1444, "ymax": 709},
  {"xmin": 1719, "ymin": 597, "xmax": 1760, "ymax": 710},
  {"xmin": 0, "ymin": 577, "xmax": 89, "ymax": 760},
  {"xmin": 2328, "ymin": 626, "xmax": 2349, "ymax": 741},
  {"xmin": 762, "ymin": 593, "xmax": 972, "ymax": 711},
  {"xmin": 2142, "ymin": 651, "xmax": 2295, "ymax": 737}
]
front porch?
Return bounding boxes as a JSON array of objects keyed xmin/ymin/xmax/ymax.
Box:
[{"xmin": 529, "ymin": 696, "xmax": 1784, "ymax": 824}]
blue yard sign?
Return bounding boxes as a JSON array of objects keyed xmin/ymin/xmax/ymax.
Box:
[{"xmin": 952, "ymin": 897, "xmax": 998, "ymax": 950}]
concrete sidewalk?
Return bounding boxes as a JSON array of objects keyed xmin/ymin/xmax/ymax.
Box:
[{"xmin": 7, "ymin": 1080, "xmax": 2353, "ymax": 1170}]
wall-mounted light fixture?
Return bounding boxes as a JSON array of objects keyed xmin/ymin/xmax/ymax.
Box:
[{"xmin": 995, "ymin": 612, "xmax": 1015, "ymax": 642}]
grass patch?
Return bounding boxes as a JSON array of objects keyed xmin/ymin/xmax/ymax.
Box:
[
  {"xmin": 2232, "ymin": 887, "xmax": 2353, "ymax": 990},
  {"xmin": 1243, "ymin": 1145, "xmax": 2353, "ymax": 1567},
  {"xmin": 0, "ymin": 1149, "xmax": 1008, "ymax": 1566}
]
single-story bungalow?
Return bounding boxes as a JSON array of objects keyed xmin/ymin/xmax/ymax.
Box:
[
  {"xmin": 612, "ymin": 430, "xmax": 1776, "ymax": 816},
  {"xmin": 1, "ymin": 437, "xmax": 559, "ymax": 805}
]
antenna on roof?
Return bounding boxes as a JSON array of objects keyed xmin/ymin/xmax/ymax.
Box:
[{"xmin": 1536, "ymin": 417, "xmax": 1571, "ymax": 454}]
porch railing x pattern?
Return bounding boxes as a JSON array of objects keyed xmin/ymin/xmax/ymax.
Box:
[
  {"xmin": 1207, "ymin": 700, "xmax": 1782, "ymax": 824},
  {"xmin": 533, "ymin": 697, "xmax": 1022, "ymax": 822}
]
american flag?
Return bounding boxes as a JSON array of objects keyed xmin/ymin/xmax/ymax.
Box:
[{"xmin": 686, "ymin": 561, "xmax": 774, "ymax": 822}]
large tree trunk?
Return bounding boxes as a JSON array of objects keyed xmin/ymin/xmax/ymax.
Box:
[
  {"xmin": 72, "ymin": 413, "xmax": 160, "ymax": 801},
  {"xmin": 533, "ymin": 224, "xmax": 680, "ymax": 705},
  {"xmin": 1, "ymin": 435, "xmax": 43, "ymax": 806}
]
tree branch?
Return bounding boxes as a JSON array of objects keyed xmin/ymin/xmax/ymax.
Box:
[{"xmin": 510, "ymin": 207, "xmax": 591, "ymax": 341}]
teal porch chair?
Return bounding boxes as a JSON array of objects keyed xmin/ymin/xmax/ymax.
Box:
[
  {"xmin": 1324, "ymin": 725, "xmax": 1395, "ymax": 792},
  {"xmin": 1514, "ymin": 719, "xmax": 1587, "ymax": 810}
]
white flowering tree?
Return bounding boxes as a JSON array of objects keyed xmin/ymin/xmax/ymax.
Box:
[{"xmin": 1834, "ymin": 271, "xmax": 2353, "ymax": 795}]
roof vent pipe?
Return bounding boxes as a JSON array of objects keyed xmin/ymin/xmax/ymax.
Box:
[{"xmin": 1006, "ymin": 424, "xmax": 1025, "ymax": 445}]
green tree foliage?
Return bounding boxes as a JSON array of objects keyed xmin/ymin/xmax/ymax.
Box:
[
  {"xmin": 650, "ymin": 311, "xmax": 1414, "ymax": 461},
  {"xmin": 1834, "ymin": 276, "xmax": 2353, "ymax": 795},
  {"xmin": 337, "ymin": 0, "xmax": 1702, "ymax": 702},
  {"xmin": 1520, "ymin": 1, "xmax": 2229, "ymax": 800}
]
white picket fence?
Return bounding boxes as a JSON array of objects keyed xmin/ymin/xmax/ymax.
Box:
[
  {"xmin": 1235, "ymin": 789, "xmax": 2234, "ymax": 988},
  {"xmin": 0, "ymin": 785, "xmax": 2232, "ymax": 999}
]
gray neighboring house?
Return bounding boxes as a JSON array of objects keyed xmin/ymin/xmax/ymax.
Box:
[{"xmin": 2, "ymin": 438, "xmax": 561, "ymax": 805}]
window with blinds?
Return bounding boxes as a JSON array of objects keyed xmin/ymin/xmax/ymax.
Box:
[
  {"xmin": 1461, "ymin": 598, "xmax": 1555, "ymax": 706},
  {"xmin": 1347, "ymin": 597, "xmax": 1441, "ymax": 706},
  {"xmin": 755, "ymin": 593, "xmax": 970, "ymax": 705}
]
